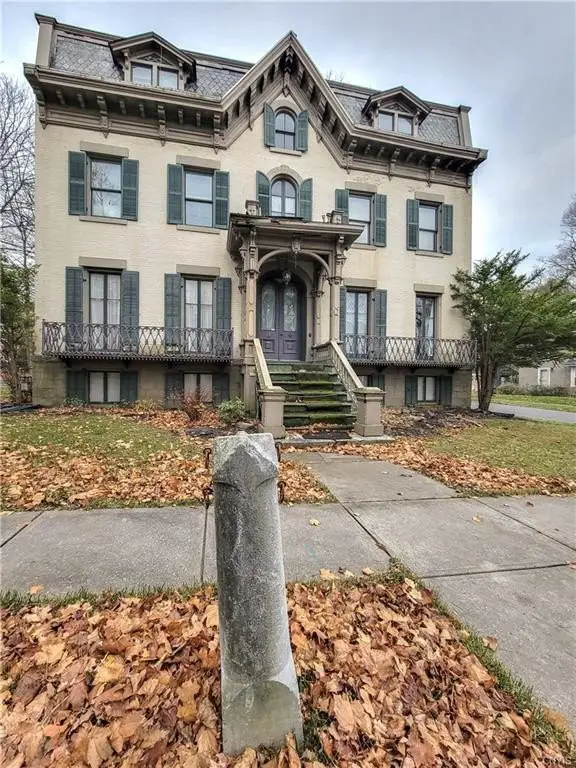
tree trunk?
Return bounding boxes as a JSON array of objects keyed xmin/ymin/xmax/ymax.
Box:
[{"xmin": 477, "ymin": 360, "xmax": 498, "ymax": 412}]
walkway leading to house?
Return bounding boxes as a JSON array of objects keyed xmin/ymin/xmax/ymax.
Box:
[
  {"xmin": 472, "ymin": 401, "xmax": 576, "ymax": 424},
  {"xmin": 1, "ymin": 452, "xmax": 575, "ymax": 730}
]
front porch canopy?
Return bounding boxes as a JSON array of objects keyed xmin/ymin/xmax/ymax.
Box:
[{"xmin": 227, "ymin": 212, "xmax": 363, "ymax": 347}]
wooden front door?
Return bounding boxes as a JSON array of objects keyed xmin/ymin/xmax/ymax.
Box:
[{"xmin": 258, "ymin": 280, "xmax": 301, "ymax": 360}]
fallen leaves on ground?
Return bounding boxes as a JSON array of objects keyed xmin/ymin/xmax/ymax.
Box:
[
  {"xmin": 286, "ymin": 439, "xmax": 576, "ymax": 496},
  {"xmin": 1, "ymin": 579, "xmax": 567, "ymax": 766},
  {"xmin": 0, "ymin": 449, "xmax": 328, "ymax": 511},
  {"xmin": 379, "ymin": 407, "xmax": 489, "ymax": 437}
]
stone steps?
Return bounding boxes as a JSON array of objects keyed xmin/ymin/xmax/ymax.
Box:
[{"xmin": 266, "ymin": 360, "xmax": 354, "ymax": 428}]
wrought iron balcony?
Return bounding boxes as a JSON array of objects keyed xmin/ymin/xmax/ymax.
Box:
[
  {"xmin": 343, "ymin": 335, "xmax": 477, "ymax": 368},
  {"xmin": 42, "ymin": 322, "xmax": 233, "ymax": 362}
]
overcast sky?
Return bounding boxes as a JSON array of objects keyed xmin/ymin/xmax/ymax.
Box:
[{"xmin": 1, "ymin": 0, "xmax": 574, "ymax": 265}]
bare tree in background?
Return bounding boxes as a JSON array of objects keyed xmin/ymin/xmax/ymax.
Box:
[
  {"xmin": 544, "ymin": 196, "xmax": 576, "ymax": 290},
  {"xmin": 0, "ymin": 74, "xmax": 35, "ymax": 268},
  {"xmin": 325, "ymin": 69, "xmax": 346, "ymax": 83}
]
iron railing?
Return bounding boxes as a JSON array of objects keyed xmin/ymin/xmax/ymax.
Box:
[
  {"xmin": 42, "ymin": 322, "xmax": 233, "ymax": 361},
  {"xmin": 343, "ymin": 335, "xmax": 477, "ymax": 368}
]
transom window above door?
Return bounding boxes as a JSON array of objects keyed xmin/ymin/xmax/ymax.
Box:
[
  {"xmin": 274, "ymin": 111, "xmax": 296, "ymax": 150},
  {"xmin": 271, "ymin": 178, "xmax": 297, "ymax": 217}
]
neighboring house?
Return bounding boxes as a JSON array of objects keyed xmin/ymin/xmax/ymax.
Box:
[
  {"xmin": 25, "ymin": 15, "xmax": 486, "ymax": 425},
  {"xmin": 518, "ymin": 360, "xmax": 576, "ymax": 390}
]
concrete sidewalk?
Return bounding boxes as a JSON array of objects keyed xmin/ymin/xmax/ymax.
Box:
[{"xmin": 1, "ymin": 453, "xmax": 575, "ymax": 729}]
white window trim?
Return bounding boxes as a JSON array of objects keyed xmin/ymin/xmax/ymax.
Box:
[
  {"xmin": 537, "ymin": 367, "xmax": 551, "ymax": 386},
  {"xmin": 88, "ymin": 155, "xmax": 123, "ymax": 220},
  {"xmin": 184, "ymin": 168, "xmax": 215, "ymax": 228}
]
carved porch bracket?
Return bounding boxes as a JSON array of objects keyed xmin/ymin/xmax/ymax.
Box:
[
  {"xmin": 96, "ymin": 95, "xmax": 109, "ymax": 136},
  {"xmin": 157, "ymin": 105, "xmax": 166, "ymax": 145}
]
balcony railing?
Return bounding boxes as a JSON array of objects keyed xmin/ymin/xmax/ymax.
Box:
[
  {"xmin": 343, "ymin": 335, "xmax": 477, "ymax": 368},
  {"xmin": 42, "ymin": 322, "xmax": 233, "ymax": 362}
]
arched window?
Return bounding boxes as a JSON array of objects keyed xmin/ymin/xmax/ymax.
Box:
[
  {"xmin": 271, "ymin": 178, "xmax": 297, "ymax": 217},
  {"xmin": 274, "ymin": 111, "xmax": 296, "ymax": 150}
]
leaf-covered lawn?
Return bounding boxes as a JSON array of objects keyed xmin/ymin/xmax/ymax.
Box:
[
  {"xmin": 1, "ymin": 576, "xmax": 569, "ymax": 767},
  {"xmin": 427, "ymin": 420, "xmax": 576, "ymax": 481},
  {"xmin": 491, "ymin": 394, "xmax": 576, "ymax": 413},
  {"xmin": 0, "ymin": 410, "xmax": 330, "ymax": 510}
]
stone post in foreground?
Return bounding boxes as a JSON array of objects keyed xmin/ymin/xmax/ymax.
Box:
[{"xmin": 213, "ymin": 432, "xmax": 303, "ymax": 754}]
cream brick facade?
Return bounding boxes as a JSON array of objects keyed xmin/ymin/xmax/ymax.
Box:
[{"xmin": 27, "ymin": 16, "xmax": 486, "ymax": 412}]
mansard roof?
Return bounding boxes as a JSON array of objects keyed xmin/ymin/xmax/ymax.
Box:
[{"xmin": 25, "ymin": 15, "xmax": 487, "ymax": 182}]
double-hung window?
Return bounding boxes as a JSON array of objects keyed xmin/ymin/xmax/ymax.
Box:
[
  {"xmin": 184, "ymin": 373, "xmax": 213, "ymax": 403},
  {"xmin": 185, "ymin": 171, "xmax": 214, "ymax": 227},
  {"xmin": 418, "ymin": 204, "xmax": 438, "ymax": 251},
  {"xmin": 349, "ymin": 194, "xmax": 372, "ymax": 244},
  {"xmin": 90, "ymin": 159, "xmax": 122, "ymax": 218},
  {"xmin": 271, "ymin": 178, "xmax": 297, "ymax": 217},
  {"xmin": 131, "ymin": 63, "xmax": 153, "ymax": 85},
  {"xmin": 89, "ymin": 272, "xmax": 121, "ymax": 350},
  {"xmin": 132, "ymin": 62, "xmax": 179, "ymax": 89},
  {"xmin": 274, "ymin": 111, "xmax": 296, "ymax": 150},
  {"xmin": 184, "ymin": 278, "xmax": 213, "ymax": 353},
  {"xmin": 158, "ymin": 67, "xmax": 178, "ymax": 88}
]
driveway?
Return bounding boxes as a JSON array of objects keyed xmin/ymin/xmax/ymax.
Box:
[{"xmin": 473, "ymin": 401, "xmax": 576, "ymax": 424}]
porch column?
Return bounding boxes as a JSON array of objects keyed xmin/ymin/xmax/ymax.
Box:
[
  {"xmin": 311, "ymin": 290, "xmax": 323, "ymax": 347},
  {"xmin": 328, "ymin": 277, "xmax": 341, "ymax": 342}
]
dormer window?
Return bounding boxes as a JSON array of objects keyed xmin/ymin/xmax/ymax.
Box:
[
  {"xmin": 378, "ymin": 111, "xmax": 414, "ymax": 135},
  {"xmin": 132, "ymin": 63, "xmax": 152, "ymax": 85},
  {"xmin": 131, "ymin": 62, "xmax": 179, "ymax": 89},
  {"xmin": 158, "ymin": 67, "xmax": 178, "ymax": 89}
]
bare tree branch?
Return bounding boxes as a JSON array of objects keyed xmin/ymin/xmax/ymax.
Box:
[
  {"xmin": 543, "ymin": 195, "xmax": 576, "ymax": 289},
  {"xmin": 0, "ymin": 74, "xmax": 35, "ymax": 267}
]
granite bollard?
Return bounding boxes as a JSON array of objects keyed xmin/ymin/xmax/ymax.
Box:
[{"xmin": 213, "ymin": 431, "xmax": 303, "ymax": 754}]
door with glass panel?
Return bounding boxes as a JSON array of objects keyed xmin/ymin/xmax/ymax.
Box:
[
  {"xmin": 415, "ymin": 294, "xmax": 436, "ymax": 360},
  {"xmin": 344, "ymin": 291, "xmax": 369, "ymax": 358},
  {"xmin": 89, "ymin": 272, "xmax": 121, "ymax": 350},
  {"xmin": 258, "ymin": 280, "xmax": 301, "ymax": 360},
  {"xmin": 184, "ymin": 278, "xmax": 213, "ymax": 353}
]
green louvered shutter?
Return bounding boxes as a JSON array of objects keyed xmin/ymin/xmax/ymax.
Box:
[
  {"xmin": 335, "ymin": 189, "xmax": 349, "ymax": 218},
  {"xmin": 120, "ymin": 370, "xmax": 138, "ymax": 403},
  {"xmin": 165, "ymin": 372, "xmax": 183, "ymax": 408},
  {"xmin": 164, "ymin": 274, "xmax": 181, "ymax": 348},
  {"xmin": 299, "ymin": 178, "xmax": 313, "ymax": 221},
  {"xmin": 373, "ymin": 194, "xmax": 387, "ymax": 246},
  {"xmin": 374, "ymin": 289, "xmax": 387, "ymax": 360},
  {"xmin": 167, "ymin": 164, "xmax": 183, "ymax": 224},
  {"xmin": 339, "ymin": 286, "xmax": 347, "ymax": 343},
  {"xmin": 370, "ymin": 373, "xmax": 385, "ymax": 391},
  {"xmin": 440, "ymin": 204, "xmax": 454, "ymax": 254},
  {"xmin": 66, "ymin": 370, "xmax": 87, "ymax": 403},
  {"xmin": 439, "ymin": 375, "xmax": 453, "ymax": 406},
  {"xmin": 214, "ymin": 276, "xmax": 232, "ymax": 357},
  {"xmin": 65, "ymin": 267, "xmax": 84, "ymax": 350},
  {"xmin": 263, "ymin": 103, "xmax": 275, "ymax": 147},
  {"xmin": 212, "ymin": 373, "xmax": 230, "ymax": 406},
  {"xmin": 214, "ymin": 171, "xmax": 230, "ymax": 229},
  {"xmin": 257, "ymin": 172, "xmax": 270, "ymax": 216},
  {"xmin": 296, "ymin": 110, "xmax": 308, "ymax": 152},
  {"xmin": 405, "ymin": 375, "xmax": 418, "ymax": 406},
  {"xmin": 121, "ymin": 271, "xmax": 139, "ymax": 350},
  {"xmin": 121, "ymin": 159, "xmax": 138, "ymax": 220},
  {"xmin": 406, "ymin": 199, "xmax": 419, "ymax": 250},
  {"xmin": 68, "ymin": 151, "xmax": 86, "ymax": 215}
]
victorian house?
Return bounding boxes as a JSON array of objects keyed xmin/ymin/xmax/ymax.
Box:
[{"xmin": 26, "ymin": 15, "xmax": 486, "ymax": 436}]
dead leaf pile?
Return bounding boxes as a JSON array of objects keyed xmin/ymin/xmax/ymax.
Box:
[
  {"xmin": 287, "ymin": 440, "xmax": 576, "ymax": 496},
  {"xmin": 1, "ymin": 579, "xmax": 567, "ymax": 767},
  {"xmin": 0, "ymin": 448, "xmax": 328, "ymax": 511}
]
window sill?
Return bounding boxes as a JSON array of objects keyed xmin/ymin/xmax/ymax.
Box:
[
  {"xmin": 79, "ymin": 216, "xmax": 129, "ymax": 226},
  {"xmin": 415, "ymin": 250, "xmax": 444, "ymax": 258},
  {"xmin": 176, "ymin": 225, "xmax": 223, "ymax": 235},
  {"xmin": 269, "ymin": 147, "xmax": 303, "ymax": 157},
  {"xmin": 351, "ymin": 243, "xmax": 377, "ymax": 251}
]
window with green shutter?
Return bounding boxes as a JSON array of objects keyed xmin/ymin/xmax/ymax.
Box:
[
  {"xmin": 165, "ymin": 371, "xmax": 184, "ymax": 407},
  {"xmin": 440, "ymin": 204, "xmax": 454, "ymax": 254},
  {"xmin": 120, "ymin": 370, "xmax": 138, "ymax": 403},
  {"xmin": 263, "ymin": 104, "xmax": 309, "ymax": 152},
  {"xmin": 213, "ymin": 171, "xmax": 230, "ymax": 229},
  {"xmin": 167, "ymin": 164, "xmax": 183, "ymax": 224},
  {"xmin": 295, "ymin": 111, "xmax": 309, "ymax": 152},
  {"xmin": 68, "ymin": 152, "xmax": 87, "ymax": 215},
  {"xmin": 373, "ymin": 194, "xmax": 387, "ymax": 247},
  {"xmin": 168, "ymin": 166, "xmax": 230, "ymax": 229},
  {"xmin": 66, "ymin": 370, "xmax": 87, "ymax": 403},
  {"xmin": 121, "ymin": 271, "xmax": 139, "ymax": 350},
  {"xmin": 335, "ymin": 189, "xmax": 349, "ymax": 218},
  {"xmin": 406, "ymin": 199, "xmax": 419, "ymax": 250},
  {"xmin": 405, "ymin": 375, "xmax": 418, "ymax": 406},
  {"xmin": 164, "ymin": 274, "xmax": 182, "ymax": 347},
  {"xmin": 121, "ymin": 159, "xmax": 139, "ymax": 220},
  {"xmin": 263, "ymin": 103, "xmax": 275, "ymax": 147},
  {"xmin": 257, "ymin": 172, "xmax": 271, "ymax": 216},
  {"xmin": 299, "ymin": 178, "xmax": 313, "ymax": 221}
]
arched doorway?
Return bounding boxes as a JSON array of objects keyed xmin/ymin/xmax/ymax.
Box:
[{"xmin": 257, "ymin": 271, "xmax": 305, "ymax": 360}]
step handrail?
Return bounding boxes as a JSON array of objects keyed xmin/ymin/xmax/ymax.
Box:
[
  {"xmin": 312, "ymin": 340, "xmax": 363, "ymax": 414},
  {"xmin": 253, "ymin": 338, "xmax": 276, "ymax": 391}
]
